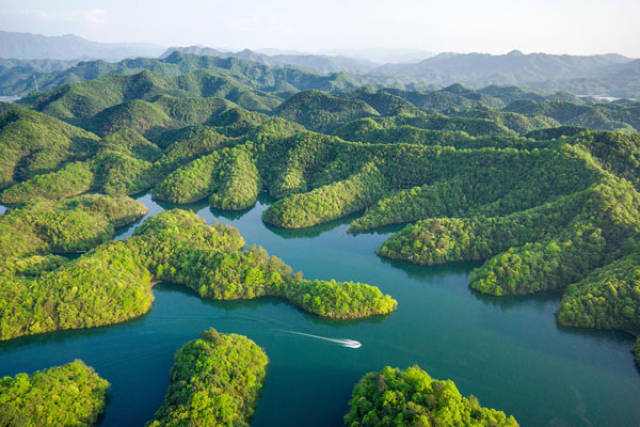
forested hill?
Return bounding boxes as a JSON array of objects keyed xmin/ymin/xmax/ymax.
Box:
[
  {"xmin": 0, "ymin": 52, "xmax": 360, "ymax": 98},
  {"xmin": 18, "ymin": 72, "xmax": 640, "ymax": 135},
  {"xmin": 162, "ymin": 46, "xmax": 378, "ymax": 74}
]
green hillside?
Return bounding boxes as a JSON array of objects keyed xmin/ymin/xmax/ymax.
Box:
[
  {"xmin": 0, "ymin": 360, "xmax": 109, "ymax": 426},
  {"xmin": 345, "ymin": 365, "xmax": 518, "ymax": 426},
  {"xmin": 0, "ymin": 108, "xmax": 99, "ymax": 188},
  {"xmin": 149, "ymin": 328, "xmax": 267, "ymax": 426}
]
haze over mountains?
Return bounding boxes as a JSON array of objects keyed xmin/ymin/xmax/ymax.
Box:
[
  {"xmin": 372, "ymin": 50, "xmax": 640, "ymax": 97},
  {"xmin": 159, "ymin": 46, "xmax": 378, "ymax": 74},
  {"xmin": 0, "ymin": 31, "xmax": 164, "ymax": 61},
  {"xmin": 0, "ymin": 30, "xmax": 638, "ymax": 99}
]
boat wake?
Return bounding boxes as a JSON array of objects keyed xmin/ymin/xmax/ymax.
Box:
[{"xmin": 283, "ymin": 330, "xmax": 362, "ymax": 349}]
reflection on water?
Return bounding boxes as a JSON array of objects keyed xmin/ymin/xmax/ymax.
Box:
[
  {"xmin": 263, "ymin": 211, "xmax": 363, "ymax": 239},
  {"xmin": 0, "ymin": 191, "xmax": 639, "ymax": 427}
]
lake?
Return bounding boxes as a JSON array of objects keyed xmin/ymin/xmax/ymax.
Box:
[{"xmin": 1, "ymin": 193, "xmax": 639, "ymax": 426}]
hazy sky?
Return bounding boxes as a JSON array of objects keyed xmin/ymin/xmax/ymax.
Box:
[{"xmin": 1, "ymin": 0, "xmax": 639, "ymax": 56}]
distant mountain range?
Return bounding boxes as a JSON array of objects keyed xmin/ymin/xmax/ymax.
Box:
[
  {"xmin": 318, "ymin": 48, "xmax": 436, "ymax": 64},
  {"xmin": 0, "ymin": 31, "xmax": 638, "ymax": 98},
  {"xmin": 370, "ymin": 50, "xmax": 639, "ymax": 98},
  {"xmin": 0, "ymin": 31, "xmax": 164, "ymax": 61},
  {"xmin": 374, "ymin": 50, "xmax": 631, "ymax": 80},
  {"xmin": 161, "ymin": 46, "xmax": 378, "ymax": 74}
]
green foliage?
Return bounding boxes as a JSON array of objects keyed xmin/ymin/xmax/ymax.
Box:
[
  {"xmin": 154, "ymin": 151, "xmax": 225, "ymax": 203},
  {"xmin": 0, "ymin": 360, "xmax": 109, "ymax": 427},
  {"xmin": 23, "ymin": 64, "xmax": 297, "ymax": 122},
  {"xmin": 0, "ymin": 161, "xmax": 93, "ymax": 203},
  {"xmin": 469, "ymin": 178, "xmax": 640, "ymax": 296},
  {"xmin": 156, "ymin": 124, "xmax": 229, "ymax": 152},
  {"xmin": 89, "ymin": 128, "xmax": 162, "ymax": 195},
  {"xmin": 557, "ymin": 250, "xmax": 640, "ymax": 332},
  {"xmin": 335, "ymin": 118, "xmax": 479, "ymax": 147},
  {"xmin": 148, "ymin": 328, "xmax": 268, "ymax": 427},
  {"xmin": 91, "ymin": 151, "xmax": 155, "ymax": 195},
  {"xmin": 378, "ymin": 174, "xmax": 640, "ymax": 297},
  {"xmin": 0, "ymin": 236, "xmax": 155, "ymax": 340},
  {"xmin": 454, "ymin": 108, "xmax": 559, "ymax": 134},
  {"xmin": 140, "ymin": 211, "xmax": 396, "ymax": 319},
  {"xmin": 275, "ymin": 90, "xmax": 379, "ymax": 132},
  {"xmin": 572, "ymin": 130, "xmax": 640, "ymax": 190},
  {"xmin": 344, "ymin": 365, "xmax": 518, "ymax": 427},
  {"xmin": 88, "ymin": 99, "xmax": 172, "ymax": 137},
  {"xmin": 263, "ymin": 162, "xmax": 388, "ymax": 228},
  {"xmin": 0, "ymin": 209, "xmax": 396, "ymax": 340},
  {"xmin": 209, "ymin": 145, "xmax": 261, "ymax": 210},
  {"xmin": 388, "ymin": 111, "xmax": 516, "ymax": 138},
  {"xmin": 156, "ymin": 142, "xmax": 261, "ymax": 209},
  {"xmin": 506, "ymin": 99, "xmax": 640, "ymax": 132},
  {"xmin": 258, "ymin": 132, "xmax": 367, "ymax": 199},
  {"xmin": 377, "ymin": 195, "xmax": 581, "ymax": 266},
  {"xmin": 0, "ymin": 194, "xmax": 147, "ymax": 259},
  {"xmin": 350, "ymin": 146, "xmax": 599, "ymax": 232},
  {"xmin": 97, "ymin": 128, "xmax": 162, "ymax": 161},
  {"xmin": 0, "ymin": 128, "xmax": 165, "ymax": 200},
  {"xmin": 284, "ymin": 279, "xmax": 397, "ymax": 319},
  {"xmin": 0, "ymin": 108, "xmax": 98, "ymax": 187},
  {"xmin": 0, "ymin": 254, "xmax": 68, "ymax": 278},
  {"xmin": 87, "ymin": 95, "xmax": 235, "ymax": 139}
]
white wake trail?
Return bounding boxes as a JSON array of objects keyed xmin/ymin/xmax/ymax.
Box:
[{"xmin": 282, "ymin": 330, "xmax": 362, "ymax": 348}]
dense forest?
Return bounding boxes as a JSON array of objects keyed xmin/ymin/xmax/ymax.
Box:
[
  {"xmin": 344, "ymin": 365, "xmax": 518, "ymax": 426},
  {"xmin": 0, "ymin": 360, "xmax": 109, "ymax": 426},
  {"xmin": 0, "ymin": 194, "xmax": 147, "ymax": 258},
  {"xmin": 148, "ymin": 328, "xmax": 268, "ymax": 426},
  {"xmin": 1, "ymin": 48, "xmax": 640, "ymax": 423},
  {"xmin": 0, "ymin": 207, "xmax": 396, "ymax": 341}
]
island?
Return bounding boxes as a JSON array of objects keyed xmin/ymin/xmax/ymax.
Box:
[
  {"xmin": 148, "ymin": 328, "xmax": 267, "ymax": 426},
  {"xmin": 0, "ymin": 360, "xmax": 109, "ymax": 426},
  {"xmin": 345, "ymin": 365, "xmax": 518, "ymax": 426}
]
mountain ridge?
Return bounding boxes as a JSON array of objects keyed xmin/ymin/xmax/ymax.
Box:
[{"xmin": 0, "ymin": 30, "xmax": 164, "ymax": 61}]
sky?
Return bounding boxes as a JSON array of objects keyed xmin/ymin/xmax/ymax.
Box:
[{"xmin": 1, "ymin": 0, "xmax": 639, "ymax": 57}]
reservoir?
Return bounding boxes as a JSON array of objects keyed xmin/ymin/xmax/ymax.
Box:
[{"xmin": 1, "ymin": 193, "xmax": 639, "ymax": 426}]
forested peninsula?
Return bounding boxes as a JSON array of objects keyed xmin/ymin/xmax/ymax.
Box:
[{"xmin": 0, "ymin": 205, "xmax": 396, "ymax": 341}]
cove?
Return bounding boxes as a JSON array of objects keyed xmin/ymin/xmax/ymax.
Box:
[{"xmin": 1, "ymin": 193, "xmax": 639, "ymax": 426}]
